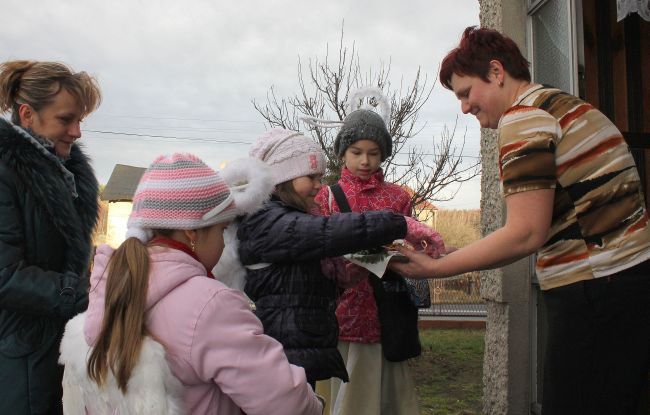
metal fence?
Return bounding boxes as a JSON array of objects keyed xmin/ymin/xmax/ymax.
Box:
[{"xmin": 418, "ymin": 272, "xmax": 487, "ymax": 317}]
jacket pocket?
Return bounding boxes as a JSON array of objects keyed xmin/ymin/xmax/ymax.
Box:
[
  {"xmin": 0, "ymin": 317, "xmax": 58, "ymax": 358},
  {"xmin": 295, "ymin": 309, "xmax": 331, "ymax": 337}
]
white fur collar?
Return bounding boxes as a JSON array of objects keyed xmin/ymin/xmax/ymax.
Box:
[
  {"xmin": 213, "ymin": 222, "xmax": 248, "ymax": 292},
  {"xmin": 213, "ymin": 157, "xmax": 274, "ymax": 294},
  {"xmin": 59, "ymin": 313, "xmax": 186, "ymax": 414}
]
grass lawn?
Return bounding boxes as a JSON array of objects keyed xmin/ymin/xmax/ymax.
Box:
[{"xmin": 410, "ymin": 328, "xmax": 485, "ymax": 415}]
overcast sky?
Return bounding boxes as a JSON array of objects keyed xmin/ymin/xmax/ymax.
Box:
[{"xmin": 1, "ymin": 0, "xmax": 481, "ymax": 209}]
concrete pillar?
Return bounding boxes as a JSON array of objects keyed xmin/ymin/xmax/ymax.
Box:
[{"xmin": 476, "ymin": 1, "xmax": 533, "ymax": 414}]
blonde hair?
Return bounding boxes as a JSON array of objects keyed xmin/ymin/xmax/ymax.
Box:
[
  {"xmin": 0, "ymin": 60, "xmax": 101, "ymax": 124},
  {"xmin": 86, "ymin": 228, "xmax": 216, "ymax": 392},
  {"xmin": 87, "ymin": 237, "xmax": 150, "ymax": 393}
]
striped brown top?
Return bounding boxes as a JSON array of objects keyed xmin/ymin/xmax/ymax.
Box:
[{"xmin": 498, "ymin": 85, "xmax": 650, "ymax": 290}]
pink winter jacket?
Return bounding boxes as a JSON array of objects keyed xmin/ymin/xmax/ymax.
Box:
[
  {"xmin": 84, "ymin": 244, "xmax": 322, "ymax": 415},
  {"xmin": 316, "ymin": 168, "xmax": 412, "ymax": 343}
]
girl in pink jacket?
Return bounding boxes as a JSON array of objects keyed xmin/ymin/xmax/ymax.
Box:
[{"xmin": 59, "ymin": 154, "xmax": 323, "ymax": 415}]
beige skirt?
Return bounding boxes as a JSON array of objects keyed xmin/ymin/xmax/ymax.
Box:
[{"xmin": 317, "ymin": 341, "xmax": 419, "ymax": 415}]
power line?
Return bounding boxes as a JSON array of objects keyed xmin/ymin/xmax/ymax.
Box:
[
  {"xmin": 90, "ymin": 123, "xmax": 471, "ymax": 136},
  {"xmin": 84, "ymin": 129, "xmax": 483, "ymax": 157},
  {"xmin": 96, "ymin": 113, "xmax": 477, "ymax": 131},
  {"xmin": 99, "ymin": 113, "xmax": 465, "ymax": 125},
  {"xmin": 84, "ymin": 130, "xmax": 253, "ymax": 144},
  {"xmin": 99, "ymin": 114, "xmax": 267, "ymax": 124},
  {"xmin": 87, "ymin": 125, "xmax": 262, "ymax": 134}
]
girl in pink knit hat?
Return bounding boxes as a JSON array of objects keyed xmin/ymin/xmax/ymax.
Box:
[
  {"xmin": 59, "ymin": 153, "xmax": 323, "ymax": 415},
  {"xmin": 239, "ymin": 128, "xmax": 432, "ymax": 393}
]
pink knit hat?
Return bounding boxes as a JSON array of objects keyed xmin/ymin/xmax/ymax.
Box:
[
  {"xmin": 249, "ymin": 128, "xmax": 326, "ymax": 185},
  {"xmin": 125, "ymin": 153, "xmax": 237, "ymax": 243}
]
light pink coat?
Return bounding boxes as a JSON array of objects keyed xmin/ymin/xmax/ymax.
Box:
[{"xmin": 84, "ymin": 244, "xmax": 322, "ymax": 415}]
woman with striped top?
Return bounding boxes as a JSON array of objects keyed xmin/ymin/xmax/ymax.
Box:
[{"xmin": 391, "ymin": 26, "xmax": 650, "ymax": 415}]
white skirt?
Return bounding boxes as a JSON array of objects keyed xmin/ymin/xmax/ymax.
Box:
[{"xmin": 318, "ymin": 341, "xmax": 420, "ymax": 415}]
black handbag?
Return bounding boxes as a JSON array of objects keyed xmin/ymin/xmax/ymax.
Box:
[
  {"xmin": 405, "ymin": 277, "xmax": 432, "ymax": 308},
  {"xmin": 329, "ymin": 184, "xmax": 421, "ymax": 362}
]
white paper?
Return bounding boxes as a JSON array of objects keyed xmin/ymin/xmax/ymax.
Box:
[{"xmin": 344, "ymin": 250, "xmax": 401, "ymax": 278}]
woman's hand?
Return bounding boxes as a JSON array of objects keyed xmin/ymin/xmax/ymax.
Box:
[
  {"xmin": 445, "ymin": 246, "xmax": 458, "ymax": 254},
  {"xmin": 388, "ymin": 247, "xmax": 438, "ymax": 279},
  {"xmin": 392, "ymin": 188, "xmax": 554, "ymax": 280},
  {"xmin": 58, "ymin": 271, "xmax": 80, "ymax": 319}
]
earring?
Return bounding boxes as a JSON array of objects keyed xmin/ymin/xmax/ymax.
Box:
[
  {"xmin": 499, "ymin": 80, "xmax": 504, "ymax": 87},
  {"xmin": 190, "ymin": 240, "xmax": 196, "ymax": 252}
]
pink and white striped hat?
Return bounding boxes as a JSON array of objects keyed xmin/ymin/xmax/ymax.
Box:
[{"xmin": 125, "ymin": 153, "xmax": 237, "ymax": 243}]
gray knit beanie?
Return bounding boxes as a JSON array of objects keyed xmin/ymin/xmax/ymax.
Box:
[{"xmin": 334, "ymin": 109, "xmax": 392, "ymax": 161}]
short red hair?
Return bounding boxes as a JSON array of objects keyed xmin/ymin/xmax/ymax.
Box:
[{"xmin": 439, "ymin": 26, "xmax": 531, "ymax": 90}]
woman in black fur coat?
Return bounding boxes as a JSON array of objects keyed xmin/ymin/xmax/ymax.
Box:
[{"xmin": 0, "ymin": 60, "xmax": 101, "ymax": 414}]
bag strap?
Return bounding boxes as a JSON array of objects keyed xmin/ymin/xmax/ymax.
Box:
[
  {"xmin": 331, "ymin": 183, "xmax": 387, "ymax": 289},
  {"xmin": 330, "ymin": 184, "xmax": 352, "ymax": 213}
]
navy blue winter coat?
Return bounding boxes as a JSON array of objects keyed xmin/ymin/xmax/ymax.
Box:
[
  {"xmin": 0, "ymin": 120, "xmax": 99, "ymax": 414},
  {"xmin": 237, "ymin": 197, "xmax": 406, "ymax": 382}
]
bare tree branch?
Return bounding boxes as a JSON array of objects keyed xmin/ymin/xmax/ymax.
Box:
[{"xmin": 252, "ymin": 22, "xmax": 481, "ymax": 212}]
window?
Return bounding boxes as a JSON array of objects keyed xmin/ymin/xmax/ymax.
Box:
[
  {"xmin": 526, "ymin": 2, "xmax": 580, "ymax": 411},
  {"xmin": 527, "ymin": 0, "xmax": 579, "ymax": 94}
]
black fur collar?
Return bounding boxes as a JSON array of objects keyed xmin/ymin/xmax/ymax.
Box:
[{"xmin": 0, "ymin": 119, "xmax": 99, "ymax": 275}]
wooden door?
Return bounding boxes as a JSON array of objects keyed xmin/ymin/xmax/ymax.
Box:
[{"xmin": 582, "ymin": 0, "xmax": 650, "ymax": 206}]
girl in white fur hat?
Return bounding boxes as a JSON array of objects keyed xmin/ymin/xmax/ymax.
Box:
[{"xmin": 238, "ymin": 128, "xmax": 433, "ymax": 390}]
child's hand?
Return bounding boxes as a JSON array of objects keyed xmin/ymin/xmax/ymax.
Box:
[
  {"xmin": 321, "ymin": 257, "xmax": 369, "ymax": 288},
  {"xmin": 404, "ymin": 217, "xmax": 446, "ymax": 258}
]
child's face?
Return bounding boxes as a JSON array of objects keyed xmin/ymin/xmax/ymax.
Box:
[
  {"xmin": 292, "ymin": 174, "xmax": 323, "ymax": 210},
  {"xmin": 195, "ymin": 221, "xmax": 230, "ymax": 271},
  {"xmin": 342, "ymin": 140, "xmax": 382, "ymax": 180}
]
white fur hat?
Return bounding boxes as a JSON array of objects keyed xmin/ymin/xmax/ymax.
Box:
[{"xmin": 220, "ymin": 157, "xmax": 274, "ymax": 216}]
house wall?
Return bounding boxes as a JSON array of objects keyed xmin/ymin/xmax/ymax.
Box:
[
  {"xmin": 105, "ymin": 202, "xmax": 133, "ymax": 248},
  {"xmin": 477, "ymin": 1, "xmax": 534, "ymax": 414},
  {"xmin": 414, "ymin": 208, "xmax": 436, "ymax": 227},
  {"xmin": 93, "ymin": 201, "xmax": 109, "ymax": 246}
]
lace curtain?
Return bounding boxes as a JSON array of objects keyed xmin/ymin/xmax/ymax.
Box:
[{"xmin": 617, "ymin": 0, "xmax": 650, "ymax": 21}]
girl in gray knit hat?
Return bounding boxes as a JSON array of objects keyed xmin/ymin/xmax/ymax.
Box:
[
  {"xmin": 333, "ymin": 108, "xmax": 392, "ymax": 164},
  {"xmin": 310, "ymin": 87, "xmax": 446, "ymax": 415}
]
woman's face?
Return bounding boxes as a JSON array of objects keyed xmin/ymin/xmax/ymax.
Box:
[
  {"xmin": 20, "ymin": 89, "xmax": 83, "ymax": 157},
  {"xmin": 292, "ymin": 174, "xmax": 323, "ymax": 210},
  {"xmin": 194, "ymin": 222, "xmax": 230, "ymax": 271},
  {"xmin": 342, "ymin": 140, "xmax": 382, "ymax": 180},
  {"xmin": 450, "ymin": 73, "xmax": 505, "ymax": 129}
]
